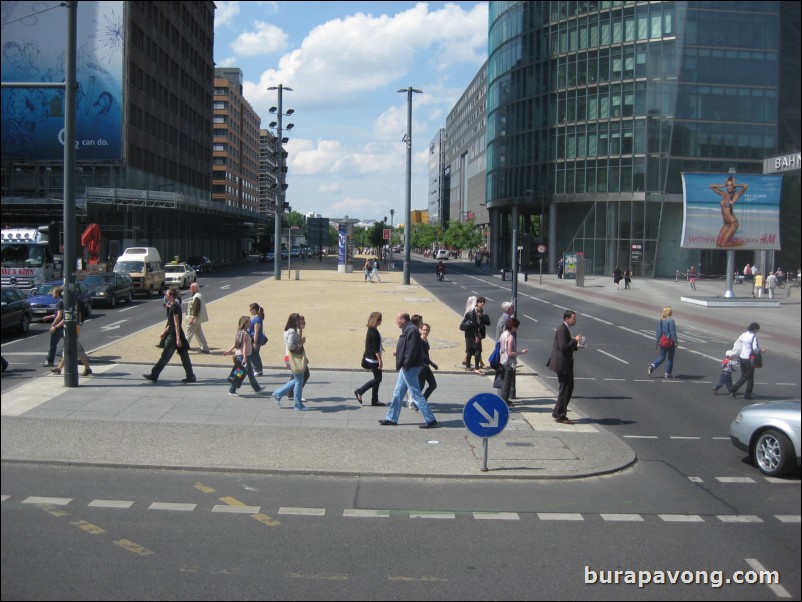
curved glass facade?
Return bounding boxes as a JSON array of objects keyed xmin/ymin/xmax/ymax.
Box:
[{"xmin": 487, "ymin": 1, "xmax": 785, "ymax": 277}]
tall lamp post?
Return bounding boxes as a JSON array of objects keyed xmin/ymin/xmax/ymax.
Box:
[
  {"xmin": 398, "ymin": 86, "xmax": 422, "ymax": 285},
  {"xmin": 389, "ymin": 208, "xmax": 395, "ymax": 269},
  {"xmin": 268, "ymin": 85, "xmax": 294, "ymax": 280}
]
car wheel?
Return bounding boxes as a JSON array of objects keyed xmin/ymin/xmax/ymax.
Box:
[
  {"xmin": 20, "ymin": 313, "xmax": 31, "ymax": 334},
  {"xmin": 126, "ymin": 291, "xmax": 133, "ymax": 304},
  {"xmin": 753, "ymin": 429, "xmax": 795, "ymax": 477},
  {"xmin": 110, "ymin": 295, "xmax": 117, "ymax": 308},
  {"xmin": 84, "ymin": 302, "xmax": 92, "ymax": 318},
  {"xmin": 148, "ymin": 285, "xmax": 154, "ymax": 298}
]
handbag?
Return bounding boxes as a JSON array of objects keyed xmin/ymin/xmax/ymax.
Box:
[
  {"xmin": 658, "ymin": 319, "xmax": 674, "ymax": 348},
  {"xmin": 361, "ymin": 357, "xmax": 372, "ymax": 370},
  {"xmin": 288, "ymin": 350, "xmax": 307, "ymax": 374},
  {"xmin": 227, "ymin": 360, "xmax": 247, "ymax": 388},
  {"xmin": 750, "ymin": 336, "xmax": 763, "ymax": 368},
  {"xmin": 488, "ymin": 339, "xmax": 502, "ymax": 371}
]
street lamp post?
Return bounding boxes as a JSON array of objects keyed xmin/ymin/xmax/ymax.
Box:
[
  {"xmin": 267, "ymin": 84, "xmax": 294, "ymax": 280},
  {"xmin": 390, "ymin": 208, "xmax": 394, "ymax": 269},
  {"xmin": 398, "ymin": 86, "xmax": 422, "ymax": 285}
]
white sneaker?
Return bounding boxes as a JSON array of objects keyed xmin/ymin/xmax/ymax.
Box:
[{"xmin": 228, "ymin": 391, "xmax": 239, "ymax": 396}]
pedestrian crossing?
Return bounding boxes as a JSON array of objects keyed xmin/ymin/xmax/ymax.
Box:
[{"xmin": 3, "ymin": 495, "xmax": 798, "ymax": 525}]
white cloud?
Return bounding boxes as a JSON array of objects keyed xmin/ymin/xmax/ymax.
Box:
[
  {"xmin": 243, "ymin": 2, "xmax": 487, "ymax": 109},
  {"xmin": 231, "ymin": 21, "xmax": 289, "ymax": 56},
  {"xmin": 319, "ymin": 182, "xmax": 340, "ymax": 195},
  {"xmin": 214, "ymin": 1, "xmax": 240, "ymax": 29}
]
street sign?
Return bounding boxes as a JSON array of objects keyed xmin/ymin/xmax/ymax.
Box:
[
  {"xmin": 537, "ymin": 244, "xmax": 547, "ymax": 254},
  {"xmin": 383, "ymin": 229, "xmax": 391, "ymax": 240},
  {"xmin": 463, "ymin": 393, "xmax": 509, "ymax": 438}
]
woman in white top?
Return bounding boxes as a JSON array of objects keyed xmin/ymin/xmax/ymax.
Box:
[{"xmin": 730, "ymin": 322, "xmax": 764, "ymax": 400}]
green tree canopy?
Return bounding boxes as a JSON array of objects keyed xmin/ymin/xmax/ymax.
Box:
[{"xmin": 442, "ymin": 219, "xmax": 482, "ymax": 250}]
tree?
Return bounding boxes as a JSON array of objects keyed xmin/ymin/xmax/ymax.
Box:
[
  {"xmin": 443, "ymin": 219, "xmax": 482, "ymax": 250},
  {"xmin": 410, "ymin": 223, "xmax": 439, "ymax": 250}
]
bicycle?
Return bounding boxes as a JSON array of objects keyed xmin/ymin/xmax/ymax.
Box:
[{"xmin": 786, "ymin": 276, "xmax": 799, "ymax": 297}]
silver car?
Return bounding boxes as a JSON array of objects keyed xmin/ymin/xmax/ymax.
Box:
[{"xmin": 730, "ymin": 400, "xmax": 801, "ymax": 477}]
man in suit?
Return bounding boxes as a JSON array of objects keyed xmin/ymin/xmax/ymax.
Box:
[{"xmin": 547, "ymin": 310, "xmax": 582, "ymax": 424}]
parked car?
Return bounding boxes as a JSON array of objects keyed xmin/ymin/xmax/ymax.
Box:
[
  {"xmin": 730, "ymin": 400, "xmax": 801, "ymax": 477},
  {"xmin": 164, "ymin": 263, "xmax": 197, "ymax": 288},
  {"xmin": 28, "ymin": 280, "xmax": 93, "ymax": 321},
  {"xmin": 260, "ymin": 251, "xmax": 275, "ymax": 263},
  {"xmin": 186, "ymin": 256, "xmax": 212, "ymax": 274},
  {"xmin": 82, "ymin": 272, "xmax": 133, "ymax": 307},
  {"xmin": 1, "ymin": 287, "xmax": 33, "ymax": 334},
  {"xmin": 435, "ymin": 249, "xmax": 449, "ymax": 260}
]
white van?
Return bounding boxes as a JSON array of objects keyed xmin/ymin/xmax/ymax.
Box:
[{"xmin": 114, "ymin": 247, "xmax": 165, "ymax": 297}]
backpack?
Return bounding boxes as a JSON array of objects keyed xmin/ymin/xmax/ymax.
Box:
[{"xmin": 488, "ymin": 339, "xmax": 502, "ymax": 371}]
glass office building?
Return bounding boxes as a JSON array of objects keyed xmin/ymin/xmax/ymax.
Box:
[{"xmin": 486, "ymin": 1, "xmax": 799, "ymax": 277}]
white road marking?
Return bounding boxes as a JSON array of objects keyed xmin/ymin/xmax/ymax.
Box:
[
  {"xmin": 597, "ymin": 349, "xmax": 629, "ymax": 364},
  {"xmin": 745, "ymin": 558, "xmax": 792, "ymax": 598}
]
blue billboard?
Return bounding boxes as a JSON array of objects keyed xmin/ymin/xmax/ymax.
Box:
[
  {"xmin": 1, "ymin": 1, "xmax": 123, "ymax": 161},
  {"xmin": 681, "ymin": 173, "xmax": 782, "ymax": 251}
]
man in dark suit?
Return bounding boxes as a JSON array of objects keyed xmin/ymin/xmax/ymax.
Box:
[{"xmin": 547, "ymin": 310, "xmax": 582, "ymax": 424}]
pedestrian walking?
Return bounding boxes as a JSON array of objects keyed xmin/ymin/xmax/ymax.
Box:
[
  {"xmin": 713, "ymin": 349, "xmax": 739, "ymax": 395},
  {"xmin": 547, "ymin": 310, "xmax": 582, "ymax": 423},
  {"xmin": 287, "ymin": 314, "xmax": 310, "ymax": 403},
  {"xmin": 613, "ymin": 266, "xmax": 623, "ymax": 289},
  {"xmin": 248, "ymin": 303, "xmax": 267, "ymax": 375},
  {"xmin": 648, "ymin": 306, "xmax": 678, "ymax": 378},
  {"xmin": 42, "ymin": 285, "xmax": 64, "ymax": 367},
  {"xmin": 378, "ymin": 312, "xmax": 439, "ymax": 428},
  {"xmin": 766, "ymin": 271, "xmax": 778, "ymax": 299},
  {"xmin": 354, "ymin": 311, "xmax": 386, "ymax": 406},
  {"xmin": 498, "ymin": 318, "xmax": 527, "ymax": 407},
  {"xmin": 753, "ymin": 271, "xmax": 764, "ymax": 298},
  {"xmin": 417, "ymin": 322, "xmax": 438, "ymax": 402},
  {"xmin": 730, "ymin": 322, "xmax": 765, "ymax": 400},
  {"xmin": 363, "ymin": 257, "xmax": 372, "ymax": 282},
  {"xmin": 624, "ymin": 267, "xmax": 632, "ymax": 289},
  {"xmin": 460, "ymin": 296, "xmax": 489, "ymax": 372},
  {"xmin": 185, "ymin": 282, "xmax": 210, "ymax": 353},
  {"xmin": 370, "ymin": 257, "xmax": 382, "ymax": 283},
  {"xmin": 222, "ymin": 315, "xmax": 263, "ymax": 396},
  {"xmin": 143, "ymin": 287, "xmax": 196, "ymax": 384},
  {"xmin": 557, "ymin": 258, "xmax": 564, "ymax": 279},
  {"xmin": 51, "ymin": 303, "xmax": 92, "ymax": 376},
  {"xmin": 272, "ymin": 313, "xmax": 309, "ymax": 411},
  {"xmin": 743, "ymin": 263, "xmax": 751, "ymax": 283},
  {"xmin": 688, "ymin": 266, "xmax": 697, "ymax": 290}
]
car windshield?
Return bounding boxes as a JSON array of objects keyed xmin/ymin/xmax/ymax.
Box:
[
  {"xmin": 84, "ymin": 274, "xmax": 114, "ymax": 286},
  {"xmin": 115, "ymin": 261, "xmax": 144, "ymax": 273},
  {"xmin": 31, "ymin": 283, "xmax": 57, "ymax": 295},
  {"xmin": 165, "ymin": 265, "xmax": 184, "ymax": 273}
]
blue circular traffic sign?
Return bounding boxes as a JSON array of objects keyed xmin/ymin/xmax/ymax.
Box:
[{"xmin": 462, "ymin": 393, "xmax": 509, "ymax": 438}]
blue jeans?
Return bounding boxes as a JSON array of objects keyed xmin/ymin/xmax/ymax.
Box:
[
  {"xmin": 385, "ymin": 366, "xmax": 436, "ymax": 424},
  {"xmin": 275, "ymin": 372, "xmax": 304, "ymax": 409},
  {"xmin": 651, "ymin": 345, "xmax": 676, "ymax": 376},
  {"xmin": 250, "ymin": 345, "xmax": 263, "ymax": 373}
]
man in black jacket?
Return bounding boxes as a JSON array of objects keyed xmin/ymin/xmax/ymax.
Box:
[
  {"xmin": 547, "ymin": 310, "xmax": 582, "ymax": 424},
  {"xmin": 379, "ymin": 312, "xmax": 439, "ymax": 428}
]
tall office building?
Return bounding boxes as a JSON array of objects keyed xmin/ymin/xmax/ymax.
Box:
[
  {"xmin": 212, "ymin": 68, "xmax": 261, "ymax": 213},
  {"xmin": 486, "ymin": 1, "xmax": 800, "ymax": 277},
  {"xmin": 1, "ymin": 2, "xmax": 265, "ymax": 263},
  {"xmin": 444, "ymin": 62, "xmax": 490, "ymax": 244},
  {"xmin": 427, "ymin": 129, "xmax": 449, "ymax": 226}
]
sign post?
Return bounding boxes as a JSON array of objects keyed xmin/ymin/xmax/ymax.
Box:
[{"xmin": 463, "ymin": 393, "xmax": 510, "ymax": 472}]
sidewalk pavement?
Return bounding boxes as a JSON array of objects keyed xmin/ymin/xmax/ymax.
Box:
[{"xmin": 2, "ymin": 255, "xmax": 798, "ymax": 479}]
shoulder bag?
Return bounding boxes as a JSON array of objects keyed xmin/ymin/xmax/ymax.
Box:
[{"xmin": 658, "ymin": 319, "xmax": 674, "ymax": 348}]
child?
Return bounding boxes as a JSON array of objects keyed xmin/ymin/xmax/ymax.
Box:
[{"xmin": 713, "ymin": 349, "xmax": 739, "ymax": 395}]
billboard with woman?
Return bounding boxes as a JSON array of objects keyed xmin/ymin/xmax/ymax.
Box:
[{"xmin": 681, "ymin": 174, "xmax": 781, "ymax": 250}]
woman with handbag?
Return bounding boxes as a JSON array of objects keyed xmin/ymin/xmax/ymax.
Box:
[
  {"xmin": 272, "ymin": 313, "xmax": 309, "ymax": 411},
  {"xmin": 648, "ymin": 306, "xmax": 678, "ymax": 378},
  {"xmin": 223, "ymin": 316, "xmax": 263, "ymax": 396},
  {"xmin": 354, "ymin": 311, "xmax": 386, "ymax": 406},
  {"xmin": 730, "ymin": 322, "xmax": 764, "ymax": 400}
]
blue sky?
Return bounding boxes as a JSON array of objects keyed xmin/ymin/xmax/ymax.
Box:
[{"xmin": 213, "ymin": 1, "xmax": 488, "ymax": 224}]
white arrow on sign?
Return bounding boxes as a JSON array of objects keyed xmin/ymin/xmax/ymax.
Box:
[
  {"xmin": 100, "ymin": 320, "xmax": 127, "ymax": 332},
  {"xmin": 472, "ymin": 401, "xmax": 499, "ymax": 428}
]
